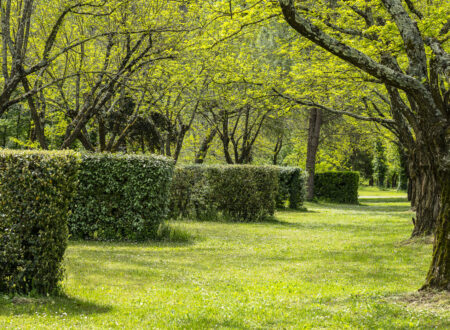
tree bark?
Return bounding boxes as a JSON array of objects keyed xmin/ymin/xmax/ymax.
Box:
[
  {"xmin": 306, "ymin": 108, "xmax": 322, "ymax": 201},
  {"xmin": 221, "ymin": 113, "xmax": 234, "ymax": 164},
  {"xmin": 22, "ymin": 78, "xmax": 47, "ymax": 149},
  {"xmin": 173, "ymin": 126, "xmax": 188, "ymax": 164},
  {"xmin": 98, "ymin": 116, "xmax": 106, "ymax": 152},
  {"xmin": 195, "ymin": 128, "xmax": 217, "ymax": 164},
  {"xmin": 421, "ymin": 169, "xmax": 450, "ymax": 291},
  {"xmin": 398, "ymin": 146, "xmax": 409, "ymax": 190},
  {"xmin": 409, "ymin": 149, "xmax": 441, "ymax": 237}
]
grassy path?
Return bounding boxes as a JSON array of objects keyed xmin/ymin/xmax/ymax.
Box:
[{"xmin": 1, "ymin": 188, "xmax": 449, "ymax": 328}]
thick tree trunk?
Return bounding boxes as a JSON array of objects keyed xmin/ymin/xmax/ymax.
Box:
[
  {"xmin": 306, "ymin": 108, "xmax": 322, "ymax": 201},
  {"xmin": 409, "ymin": 150, "xmax": 440, "ymax": 237},
  {"xmin": 421, "ymin": 170, "xmax": 450, "ymax": 291}
]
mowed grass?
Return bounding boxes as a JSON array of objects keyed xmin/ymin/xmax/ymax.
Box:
[{"xmin": 1, "ymin": 187, "xmax": 449, "ymax": 329}]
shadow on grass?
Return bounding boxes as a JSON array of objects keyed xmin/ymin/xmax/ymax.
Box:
[
  {"xmin": 307, "ymin": 201, "xmax": 411, "ymax": 214},
  {"xmin": 275, "ymin": 208, "xmax": 319, "ymax": 214},
  {"xmin": 359, "ymin": 197, "xmax": 408, "ymax": 203},
  {"xmin": 69, "ymin": 238, "xmax": 196, "ymax": 249},
  {"xmin": 0, "ymin": 294, "xmax": 111, "ymax": 316}
]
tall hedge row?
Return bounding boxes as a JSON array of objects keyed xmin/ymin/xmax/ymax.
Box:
[
  {"xmin": 314, "ymin": 171, "xmax": 359, "ymax": 204},
  {"xmin": 69, "ymin": 154, "xmax": 174, "ymax": 241},
  {"xmin": 170, "ymin": 165, "xmax": 278, "ymax": 222},
  {"xmin": 276, "ymin": 167, "xmax": 305, "ymax": 209},
  {"xmin": 0, "ymin": 150, "xmax": 79, "ymax": 294}
]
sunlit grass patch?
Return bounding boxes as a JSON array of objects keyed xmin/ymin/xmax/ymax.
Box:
[{"xmin": 0, "ymin": 187, "xmax": 448, "ymax": 328}]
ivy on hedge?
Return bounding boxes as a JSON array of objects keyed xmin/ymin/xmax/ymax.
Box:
[
  {"xmin": 314, "ymin": 171, "xmax": 359, "ymax": 204},
  {"xmin": 0, "ymin": 150, "xmax": 79, "ymax": 294},
  {"xmin": 276, "ymin": 167, "xmax": 306, "ymax": 209},
  {"xmin": 170, "ymin": 165, "xmax": 278, "ymax": 222},
  {"xmin": 69, "ymin": 153, "xmax": 174, "ymax": 241}
]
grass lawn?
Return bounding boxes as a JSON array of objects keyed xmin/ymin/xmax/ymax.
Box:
[{"xmin": 1, "ymin": 187, "xmax": 449, "ymax": 329}]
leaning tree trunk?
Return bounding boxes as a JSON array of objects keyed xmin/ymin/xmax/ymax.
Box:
[
  {"xmin": 306, "ymin": 108, "xmax": 322, "ymax": 201},
  {"xmin": 195, "ymin": 128, "xmax": 217, "ymax": 164},
  {"xmin": 409, "ymin": 149, "xmax": 440, "ymax": 237},
  {"xmin": 421, "ymin": 169, "xmax": 450, "ymax": 291}
]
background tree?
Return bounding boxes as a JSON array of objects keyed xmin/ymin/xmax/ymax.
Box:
[{"xmin": 373, "ymin": 139, "xmax": 388, "ymax": 188}]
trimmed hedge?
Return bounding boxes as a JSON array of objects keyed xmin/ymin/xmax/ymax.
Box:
[
  {"xmin": 276, "ymin": 167, "xmax": 306, "ymax": 209},
  {"xmin": 170, "ymin": 165, "xmax": 278, "ymax": 222},
  {"xmin": 314, "ymin": 171, "xmax": 359, "ymax": 204},
  {"xmin": 69, "ymin": 153, "xmax": 174, "ymax": 241},
  {"xmin": 0, "ymin": 150, "xmax": 79, "ymax": 294}
]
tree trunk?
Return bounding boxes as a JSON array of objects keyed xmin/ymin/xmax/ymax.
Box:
[
  {"xmin": 222, "ymin": 117, "xmax": 234, "ymax": 164},
  {"xmin": 2, "ymin": 125, "xmax": 6, "ymax": 147},
  {"xmin": 195, "ymin": 128, "xmax": 217, "ymax": 164},
  {"xmin": 273, "ymin": 135, "xmax": 283, "ymax": 165},
  {"xmin": 398, "ymin": 146, "xmax": 409, "ymax": 190},
  {"xmin": 173, "ymin": 127, "xmax": 188, "ymax": 164},
  {"xmin": 22, "ymin": 78, "xmax": 47, "ymax": 149},
  {"xmin": 165, "ymin": 138, "xmax": 171, "ymax": 157},
  {"xmin": 421, "ymin": 170, "xmax": 450, "ymax": 291},
  {"xmin": 409, "ymin": 149, "xmax": 440, "ymax": 237},
  {"xmin": 407, "ymin": 179, "xmax": 413, "ymax": 201},
  {"xmin": 306, "ymin": 108, "xmax": 322, "ymax": 201},
  {"xmin": 98, "ymin": 116, "xmax": 106, "ymax": 152}
]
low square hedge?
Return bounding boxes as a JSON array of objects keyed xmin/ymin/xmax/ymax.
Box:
[
  {"xmin": 0, "ymin": 150, "xmax": 79, "ymax": 294},
  {"xmin": 314, "ymin": 171, "xmax": 359, "ymax": 204},
  {"xmin": 69, "ymin": 153, "xmax": 174, "ymax": 241},
  {"xmin": 276, "ymin": 167, "xmax": 306, "ymax": 209},
  {"xmin": 170, "ymin": 165, "xmax": 278, "ymax": 222}
]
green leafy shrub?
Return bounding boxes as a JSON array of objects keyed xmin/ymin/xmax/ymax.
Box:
[
  {"xmin": 314, "ymin": 171, "xmax": 359, "ymax": 204},
  {"xmin": 0, "ymin": 150, "xmax": 79, "ymax": 294},
  {"xmin": 276, "ymin": 167, "xmax": 306, "ymax": 209},
  {"xmin": 170, "ymin": 165, "xmax": 278, "ymax": 222},
  {"xmin": 69, "ymin": 153, "xmax": 174, "ymax": 241}
]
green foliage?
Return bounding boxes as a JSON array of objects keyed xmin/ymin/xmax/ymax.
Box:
[
  {"xmin": 276, "ymin": 167, "xmax": 305, "ymax": 209},
  {"xmin": 69, "ymin": 153, "xmax": 174, "ymax": 241},
  {"xmin": 0, "ymin": 149, "xmax": 79, "ymax": 294},
  {"xmin": 314, "ymin": 171, "xmax": 359, "ymax": 204},
  {"xmin": 170, "ymin": 165, "xmax": 278, "ymax": 222}
]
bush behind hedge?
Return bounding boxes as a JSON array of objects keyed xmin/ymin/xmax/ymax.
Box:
[
  {"xmin": 170, "ymin": 165, "xmax": 278, "ymax": 222},
  {"xmin": 0, "ymin": 150, "xmax": 79, "ymax": 294},
  {"xmin": 69, "ymin": 153, "xmax": 174, "ymax": 241},
  {"xmin": 314, "ymin": 171, "xmax": 359, "ymax": 204}
]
